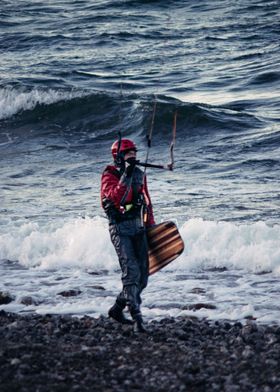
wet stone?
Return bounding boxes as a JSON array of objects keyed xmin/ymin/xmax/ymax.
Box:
[
  {"xmin": 0, "ymin": 291, "xmax": 14, "ymax": 304},
  {"xmin": 57, "ymin": 289, "xmax": 82, "ymax": 297},
  {"xmin": 89, "ymin": 285, "xmax": 106, "ymax": 291},
  {"xmin": 20, "ymin": 296, "xmax": 40, "ymax": 306},
  {"xmin": 0, "ymin": 311, "xmax": 279, "ymax": 391},
  {"xmin": 182, "ymin": 303, "xmax": 217, "ymax": 311}
]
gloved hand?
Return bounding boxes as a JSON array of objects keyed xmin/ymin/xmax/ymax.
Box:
[
  {"xmin": 115, "ymin": 153, "xmax": 125, "ymax": 172},
  {"xmin": 115, "ymin": 153, "xmax": 125, "ymax": 167},
  {"xmin": 125, "ymin": 157, "xmax": 136, "ymax": 177}
]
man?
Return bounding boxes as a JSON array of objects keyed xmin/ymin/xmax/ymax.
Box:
[{"xmin": 101, "ymin": 138, "xmax": 155, "ymax": 332}]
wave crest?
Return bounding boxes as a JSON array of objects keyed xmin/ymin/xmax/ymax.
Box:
[
  {"xmin": 0, "ymin": 87, "xmax": 87, "ymax": 120},
  {"xmin": 1, "ymin": 217, "xmax": 280, "ymax": 274},
  {"xmin": 0, "ymin": 89, "xmax": 263, "ymax": 146}
]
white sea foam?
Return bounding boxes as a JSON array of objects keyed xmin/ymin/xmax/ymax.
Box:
[
  {"xmin": 1, "ymin": 217, "xmax": 280, "ymax": 274},
  {"xmin": 0, "ymin": 87, "xmax": 86, "ymax": 120},
  {"xmin": 0, "ymin": 216, "xmax": 116, "ymax": 270},
  {"xmin": 1, "ymin": 217, "xmax": 280, "ymax": 323},
  {"xmin": 176, "ymin": 219, "xmax": 280, "ymax": 274}
]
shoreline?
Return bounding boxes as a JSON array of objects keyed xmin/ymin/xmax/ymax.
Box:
[{"xmin": 1, "ymin": 311, "xmax": 280, "ymax": 391}]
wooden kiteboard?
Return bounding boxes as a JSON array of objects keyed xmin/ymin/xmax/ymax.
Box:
[{"xmin": 147, "ymin": 221, "xmax": 185, "ymax": 275}]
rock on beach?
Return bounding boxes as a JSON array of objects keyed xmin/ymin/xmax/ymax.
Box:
[{"xmin": 0, "ymin": 310, "xmax": 280, "ymax": 391}]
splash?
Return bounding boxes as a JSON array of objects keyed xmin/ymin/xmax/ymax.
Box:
[
  {"xmin": 1, "ymin": 217, "xmax": 280, "ymax": 274},
  {"xmin": 0, "ymin": 216, "xmax": 116, "ymax": 270},
  {"xmin": 176, "ymin": 219, "xmax": 280, "ymax": 274},
  {"xmin": 0, "ymin": 87, "xmax": 86, "ymax": 120}
]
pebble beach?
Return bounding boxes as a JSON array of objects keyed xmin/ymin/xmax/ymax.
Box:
[{"xmin": 1, "ymin": 311, "xmax": 280, "ymax": 391}]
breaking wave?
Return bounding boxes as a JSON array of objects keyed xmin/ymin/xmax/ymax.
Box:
[
  {"xmin": 0, "ymin": 87, "xmax": 87, "ymax": 120},
  {"xmin": 0, "ymin": 87, "xmax": 264, "ymax": 142},
  {"xmin": 1, "ymin": 217, "xmax": 280, "ymax": 275}
]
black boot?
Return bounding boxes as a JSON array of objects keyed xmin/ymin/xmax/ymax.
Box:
[
  {"xmin": 133, "ymin": 313, "xmax": 147, "ymax": 333},
  {"xmin": 108, "ymin": 302, "xmax": 134, "ymax": 325}
]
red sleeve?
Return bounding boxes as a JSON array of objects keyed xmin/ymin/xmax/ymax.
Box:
[
  {"xmin": 101, "ymin": 166, "xmax": 131, "ymax": 210},
  {"xmin": 143, "ymin": 175, "xmax": 155, "ymax": 227}
]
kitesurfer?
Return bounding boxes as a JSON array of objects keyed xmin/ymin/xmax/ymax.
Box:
[{"xmin": 101, "ymin": 138, "xmax": 155, "ymax": 332}]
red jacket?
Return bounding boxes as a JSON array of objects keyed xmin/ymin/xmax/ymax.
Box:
[{"xmin": 101, "ymin": 165, "xmax": 155, "ymax": 227}]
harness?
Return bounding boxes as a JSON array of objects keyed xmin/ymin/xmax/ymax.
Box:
[{"xmin": 102, "ymin": 166, "xmax": 146, "ymax": 224}]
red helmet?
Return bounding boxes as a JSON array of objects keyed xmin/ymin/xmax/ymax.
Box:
[{"xmin": 111, "ymin": 138, "xmax": 137, "ymax": 159}]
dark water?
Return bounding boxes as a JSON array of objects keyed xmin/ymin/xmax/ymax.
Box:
[
  {"xmin": 0, "ymin": 0, "xmax": 280, "ymax": 322},
  {"xmin": 1, "ymin": 0, "xmax": 279, "ymax": 223}
]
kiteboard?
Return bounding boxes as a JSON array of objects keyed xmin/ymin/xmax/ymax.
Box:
[{"xmin": 147, "ymin": 221, "xmax": 184, "ymax": 275}]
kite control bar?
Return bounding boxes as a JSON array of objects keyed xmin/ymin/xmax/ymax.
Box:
[{"xmin": 135, "ymin": 160, "xmax": 173, "ymax": 171}]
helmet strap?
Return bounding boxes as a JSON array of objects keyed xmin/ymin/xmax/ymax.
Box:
[{"xmin": 114, "ymin": 151, "xmax": 125, "ymax": 175}]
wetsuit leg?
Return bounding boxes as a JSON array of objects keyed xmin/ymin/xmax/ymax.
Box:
[
  {"xmin": 109, "ymin": 224, "xmax": 142, "ymax": 316},
  {"xmin": 132, "ymin": 229, "xmax": 149, "ymax": 305},
  {"xmin": 132, "ymin": 230, "xmax": 149, "ymax": 333}
]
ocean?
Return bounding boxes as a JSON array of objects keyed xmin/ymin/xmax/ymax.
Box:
[{"xmin": 1, "ymin": 0, "xmax": 280, "ymax": 324}]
